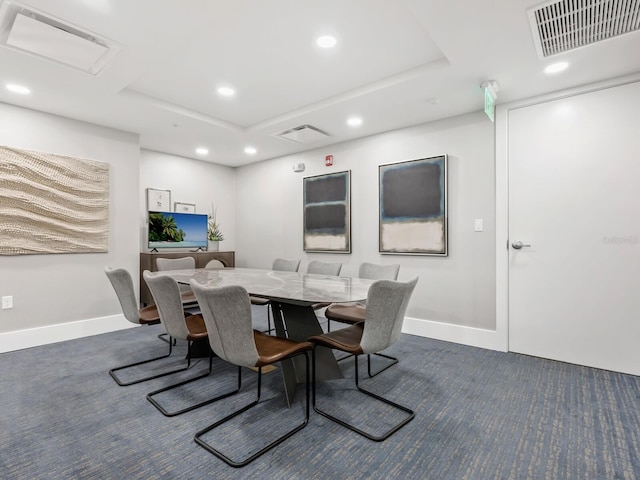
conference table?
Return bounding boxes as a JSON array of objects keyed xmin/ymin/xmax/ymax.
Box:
[{"xmin": 151, "ymin": 267, "xmax": 375, "ymax": 406}]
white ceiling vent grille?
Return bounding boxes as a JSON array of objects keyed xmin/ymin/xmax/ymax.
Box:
[
  {"xmin": 0, "ymin": 1, "xmax": 121, "ymax": 74},
  {"xmin": 528, "ymin": 0, "xmax": 640, "ymax": 58},
  {"xmin": 275, "ymin": 124, "xmax": 330, "ymax": 145}
]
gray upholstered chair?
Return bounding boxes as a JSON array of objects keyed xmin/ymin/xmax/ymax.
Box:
[
  {"xmin": 105, "ymin": 266, "xmax": 183, "ymax": 386},
  {"xmin": 307, "ymin": 260, "xmax": 342, "ymax": 276},
  {"xmin": 272, "ymin": 258, "xmax": 301, "ymax": 272},
  {"xmin": 156, "ymin": 257, "xmax": 197, "ymax": 305},
  {"xmin": 143, "ymin": 271, "xmax": 240, "ymax": 417},
  {"xmin": 156, "ymin": 256, "xmax": 195, "ymax": 270},
  {"xmin": 191, "ymin": 280, "xmax": 312, "ymax": 468},
  {"xmin": 306, "ymin": 260, "xmax": 343, "ymax": 311},
  {"xmin": 309, "ymin": 277, "xmax": 418, "ymax": 441},
  {"xmin": 250, "ymin": 258, "xmax": 301, "ymax": 334},
  {"xmin": 204, "ymin": 259, "xmax": 225, "ymax": 269},
  {"xmin": 324, "ymin": 262, "xmax": 401, "ymax": 377}
]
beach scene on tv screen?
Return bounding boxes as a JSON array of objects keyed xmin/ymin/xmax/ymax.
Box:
[{"xmin": 148, "ymin": 211, "xmax": 208, "ymax": 248}]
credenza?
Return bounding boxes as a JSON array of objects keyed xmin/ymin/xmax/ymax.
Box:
[{"xmin": 139, "ymin": 251, "xmax": 235, "ymax": 305}]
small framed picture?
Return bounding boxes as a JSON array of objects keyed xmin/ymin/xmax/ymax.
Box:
[
  {"xmin": 174, "ymin": 202, "xmax": 196, "ymax": 213},
  {"xmin": 146, "ymin": 188, "xmax": 171, "ymax": 211}
]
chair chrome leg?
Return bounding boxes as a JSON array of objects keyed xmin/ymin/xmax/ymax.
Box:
[
  {"xmin": 194, "ymin": 351, "xmax": 310, "ymax": 468},
  {"xmin": 312, "ymin": 348, "xmax": 414, "ymax": 442},
  {"xmin": 147, "ymin": 345, "xmax": 242, "ymax": 417},
  {"xmin": 109, "ymin": 337, "xmax": 192, "ymax": 386}
]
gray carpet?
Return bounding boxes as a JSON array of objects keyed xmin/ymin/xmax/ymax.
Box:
[{"xmin": 1, "ymin": 308, "xmax": 639, "ymax": 479}]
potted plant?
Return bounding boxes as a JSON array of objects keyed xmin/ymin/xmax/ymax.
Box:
[{"xmin": 207, "ymin": 207, "xmax": 224, "ymax": 251}]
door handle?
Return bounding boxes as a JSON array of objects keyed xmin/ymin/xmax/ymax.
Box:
[{"xmin": 511, "ymin": 240, "xmax": 531, "ymax": 250}]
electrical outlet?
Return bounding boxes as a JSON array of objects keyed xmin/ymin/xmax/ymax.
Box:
[{"xmin": 2, "ymin": 296, "xmax": 13, "ymax": 309}]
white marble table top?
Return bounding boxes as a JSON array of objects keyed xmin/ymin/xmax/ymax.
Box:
[{"xmin": 150, "ymin": 267, "xmax": 374, "ymax": 305}]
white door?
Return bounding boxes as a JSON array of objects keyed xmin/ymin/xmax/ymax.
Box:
[{"xmin": 508, "ymin": 81, "xmax": 640, "ymax": 375}]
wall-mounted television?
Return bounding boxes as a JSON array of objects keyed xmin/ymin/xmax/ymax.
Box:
[{"xmin": 148, "ymin": 211, "xmax": 208, "ymax": 250}]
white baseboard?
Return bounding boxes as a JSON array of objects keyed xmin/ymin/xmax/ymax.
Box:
[
  {"xmin": 402, "ymin": 316, "xmax": 507, "ymax": 352},
  {"xmin": 1, "ymin": 314, "xmax": 506, "ymax": 355},
  {"xmin": 0, "ymin": 314, "xmax": 137, "ymax": 354}
]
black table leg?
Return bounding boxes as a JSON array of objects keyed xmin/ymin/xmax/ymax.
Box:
[{"xmin": 271, "ymin": 301, "xmax": 343, "ymax": 407}]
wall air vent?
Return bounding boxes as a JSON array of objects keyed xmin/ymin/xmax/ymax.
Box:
[
  {"xmin": 528, "ymin": 0, "xmax": 640, "ymax": 58},
  {"xmin": 0, "ymin": 1, "xmax": 121, "ymax": 74},
  {"xmin": 275, "ymin": 124, "xmax": 331, "ymax": 145}
]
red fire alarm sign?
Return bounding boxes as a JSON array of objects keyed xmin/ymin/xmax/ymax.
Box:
[{"xmin": 325, "ymin": 155, "xmax": 333, "ymax": 166}]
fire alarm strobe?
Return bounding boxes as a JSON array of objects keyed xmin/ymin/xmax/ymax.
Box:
[{"xmin": 325, "ymin": 155, "xmax": 333, "ymax": 166}]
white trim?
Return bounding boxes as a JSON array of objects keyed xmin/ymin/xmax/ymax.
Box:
[
  {"xmin": 495, "ymin": 98, "xmax": 510, "ymax": 352},
  {"xmin": 2, "ymin": 312, "xmax": 506, "ymax": 354},
  {"xmin": 0, "ymin": 314, "xmax": 137, "ymax": 353},
  {"xmin": 495, "ymin": 71, "xmax": 640, "ymax": 355},
  {"xmin": 402, "ymin": 316, "xmax": 506, "ymax": 352}
]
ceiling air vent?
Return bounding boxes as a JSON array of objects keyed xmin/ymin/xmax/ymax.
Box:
[
  {"xmin": 528, "ymin": 0, "xmax": 640, "ymax": 58},
  {"xmin": 275, "ymin": 125, "xmax": 330, "ymax": 145},
  {"xmin": 0, "ymin": 1, "xmax": 121, "ymax": 74}
]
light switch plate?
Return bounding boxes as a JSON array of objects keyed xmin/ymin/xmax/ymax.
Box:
[
  {"xmin": 474, "ymin": 219, "xmax": 484, "ymax": 232},
  {"xmin": 2, "ymin": 296, "xmax": 13, "ymax": 309}
]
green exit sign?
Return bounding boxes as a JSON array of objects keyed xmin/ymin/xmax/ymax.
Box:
[{"xmin": 484, "ymin": 84, "xmax": 496, "ymax": 122}]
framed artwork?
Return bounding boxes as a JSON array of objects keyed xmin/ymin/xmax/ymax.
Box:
[
  {"xmin": 379, "ymin": 155, "xmax": 447, "ymax": 256},
  {"xmin": 174, "ymin": 202, "xmax": 196, "ymax": 213},
  {"xmin": 303, "ymin": 170, "xmax": 351, "ymax": 253},
  {"xmin": 146, "ymin": 188, "xmax": 171, "ymax": 211},
  {"xmin": 0, "ymin": 145, "xmax": 109, "ymax": 255}
]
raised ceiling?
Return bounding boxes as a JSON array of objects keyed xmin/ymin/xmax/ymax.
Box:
[{"xmin": 1, "ymin": 0, "xmax": 639, "ymax": 167}]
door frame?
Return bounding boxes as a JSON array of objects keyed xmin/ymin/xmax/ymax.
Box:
[{"xmin": 494, "ymin": 72, "xmax": 640, "ymax": 354}]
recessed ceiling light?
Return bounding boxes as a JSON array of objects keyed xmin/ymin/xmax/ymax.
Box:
[
  {"xmin": 217, "ymin": 86, "xmax": 236, "ymax": 97},
  {"xmin": 316, "ymin": 35, "xmax": 337, "ymax": 48},
  {"xmin": 244, "ymin": 146, "xmax": 257, "ymax": 155},
  {"xmin": 544, "ymin": 62, "xmax": 569, "ymax": 75},
  {"xmin": 6, "ymin": 83, "xmax": 31, "ymax": 95},
  {"xmin": 195, "ymin": 147, "xmax": 208, "ymax": 155},
  {"xmin": 347, "ymin": 116, "xmax": 362, "ymax": 127}
]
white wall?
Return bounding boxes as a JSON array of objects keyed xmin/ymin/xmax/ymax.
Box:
[
  {"xmin": 236, "ymin": 111, "xmax": 498, "ymax": 346},
  {"xmin": 140, "ymin": 150, "xmax": 236, "ymax": 252},
  {"xmin": 0, "ymin": 103, "xmax": 140, "ymax": 349},
  {"xmin": 0, "ymin": 107, "xmax": 496, "ymax": 352}
]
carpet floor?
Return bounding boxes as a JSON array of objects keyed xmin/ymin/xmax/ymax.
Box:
[{"xmin": 1, "ymin": 309, "xmax": 639, "ymax": 479}]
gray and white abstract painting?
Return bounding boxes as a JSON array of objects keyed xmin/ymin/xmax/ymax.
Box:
[
  {"xmin": 379, "ymin": 155, "xmax": 447, "ymax": 255},
  {"xmin": 303, "ymin": 170, "xmax": 351, "ymax": 253}
]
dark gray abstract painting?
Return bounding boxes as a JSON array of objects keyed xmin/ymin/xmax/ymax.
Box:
[
  {"xmin": 303, "ymin": 170, "xmax": 351, "ymax": 253},
  {"xmin": 379, "ymin": 155, "xmax": 447, "ymax": 255}
]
